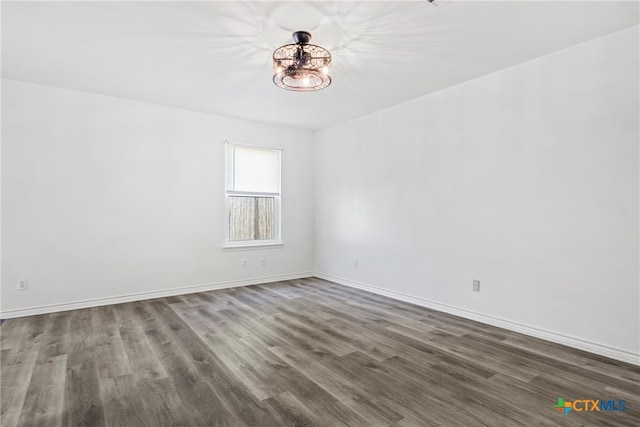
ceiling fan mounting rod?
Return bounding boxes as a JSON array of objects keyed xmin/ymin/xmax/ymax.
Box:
[{"xmin": 292, "ymin": 31, "xmax": 312, "ymax": 45}]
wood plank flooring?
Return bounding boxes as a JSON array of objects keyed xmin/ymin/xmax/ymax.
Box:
[{"xmin": 1, "ymin": 278, "xmax": 639, "ymax": 426}]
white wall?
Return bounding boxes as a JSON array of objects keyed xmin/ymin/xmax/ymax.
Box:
[
  {"xmin": 315, "ymin": 26, "xmax": 639, "ymax": 363},
  {"xmin": 1, "ymin": 79, "xmax": 314, "ymax": 316}
]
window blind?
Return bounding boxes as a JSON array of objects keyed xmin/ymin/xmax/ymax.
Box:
[{"xmin": 226, "ymin": 144, "xmax": 280, "ymax": 194}]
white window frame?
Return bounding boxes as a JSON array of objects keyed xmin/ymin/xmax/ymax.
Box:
[{"xmin": 224, "ymin": 142, "xmax": 282, "ymax": 249}]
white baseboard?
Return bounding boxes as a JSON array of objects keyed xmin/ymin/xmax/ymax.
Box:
[
  {"xmin": 4, "ymin": 270, "xmax": 638, "ymax": 366},
  {"xmin": 314, "ymin": 272, "xmax": 640, "ymax": 367},
  {"xmin": 0, "ymin": 272, "xmax": 314, "ymax": 319}
]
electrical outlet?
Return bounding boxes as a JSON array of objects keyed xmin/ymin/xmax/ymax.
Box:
[
  {"xmin": 241, "ymin": 258, "xmax": 247, "ymax": 268},
  {"xmin": 473, "ymin": 280, "xmax": 480, "ymax": 292},
  {"xmin": 18, "ymin": 278, "xmax": 28, "ymax": 291},
  {"xmin": 353, "ymin": 259, "xmax": 359, "ymax": 269},
  {"xmin": 261, "ymin": 259, "xmax": 267, "ymax": 267}
]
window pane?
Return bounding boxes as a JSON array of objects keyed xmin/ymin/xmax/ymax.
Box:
[
  {"xmin": 227, "ymin": 145, "xmax": 280, "ymax": 193},
  {"xmin": 228, "ymin": 196, "xmax": 274, "ymax": 241}
]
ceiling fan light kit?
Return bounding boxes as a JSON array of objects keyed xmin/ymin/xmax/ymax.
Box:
[{"xmin": 273, "ymin": 31, "xmax": 332, "ymax": 92}]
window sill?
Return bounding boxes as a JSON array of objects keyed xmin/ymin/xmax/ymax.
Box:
[{"xmin": 222, "ymin": 242, "xmax": 284, "ymax": 251}]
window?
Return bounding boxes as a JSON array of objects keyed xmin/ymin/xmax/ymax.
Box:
[{"xmin": 225, "ymin": 143, "xmax": 281, "ymax": 247}]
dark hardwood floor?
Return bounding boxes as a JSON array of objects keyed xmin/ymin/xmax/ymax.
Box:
[{"xmin": 1, "ymin": 278, "xmax": 639, "ymax": 426}]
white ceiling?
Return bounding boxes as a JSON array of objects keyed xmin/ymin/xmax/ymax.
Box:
[{"xmin": 2, "ymin": 1, "xmax": 638, "ymax": 130}]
